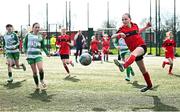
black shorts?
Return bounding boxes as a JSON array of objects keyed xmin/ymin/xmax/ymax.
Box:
[
  {"xmin": 135, "ymin": 45, "xmax": 147, "ymax": 61},
  {"xmin": 60, "ymin": 54, "xmax": 69, "ymax": 59}
]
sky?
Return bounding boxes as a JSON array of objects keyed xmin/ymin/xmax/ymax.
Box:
[{"xmin": 0, "ymin": 0, "xmax": 179, "ymax": 34}]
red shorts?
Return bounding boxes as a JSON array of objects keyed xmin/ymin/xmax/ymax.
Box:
[
  {"xmin": 102, "ymin": 48, "xmax": 109, "ymax": 54},
  {"xmin": 91, "ymin": 48, "xmax": 99, "ymax": 54},
  {"xmin": 165, "ymin": 53, "xmax": 174, "ymax": 60}
]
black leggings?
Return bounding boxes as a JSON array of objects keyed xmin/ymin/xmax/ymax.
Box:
[{"xmin": 76, "ymin": 48, "xmax": 82, "ymax": 59}]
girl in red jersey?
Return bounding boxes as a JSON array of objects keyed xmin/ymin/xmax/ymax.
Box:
[
  {"xmin": 162, "ymin": 31, "xmax": 176, "ymax": 75},
  {"xmin": 102, "ymin": 34, "xmax": 110, "ymax": 62},
  {"xmin": 56, "ymin": 28, "xmax": 74, "ymax": 77},
  {"xmin": 90, "ymin": 35, "xmax": 101, "ymax": 61},
  {"xmin": 112, "ymin": 13, "xmax": 152, "ymax": 92}
]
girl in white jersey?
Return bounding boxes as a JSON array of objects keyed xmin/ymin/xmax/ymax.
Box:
[
  {"xmin": 3, "ymin": 24, "xmax": 26, "ymax": 83},
  {"xmin": 113, "ymin": 37, "xmax": 135, "ymax": 81},
  {"xmin": 23, "ymin": 23, "xmax": 50, "ymax": 90}
]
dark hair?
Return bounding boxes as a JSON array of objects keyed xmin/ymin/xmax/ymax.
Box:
[
  {"xmin": 123, "ymin": 13, "xmax": 131, "ymax": 19},
  {"xmin": 14, "ymin": 31, "xmax": 18, "ymax": 33},
  {"xmin": 6, "ymin": 24, "xmax": 13, "ymax": 28},
  {"xmin": 32, "ymin": 22, "xmax": 39, "ymax": 28}
]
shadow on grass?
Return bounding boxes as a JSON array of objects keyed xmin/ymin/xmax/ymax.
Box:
[
  {"xmin": 3, "ymin": 79, "xmax": 26, "ymax": 89},
  {"xmin": 128, "ymin": 81, "xmax": 159, "ymax": 91},
  {"xmin": 92, "ymin": 107, "xmax": 107, "ymax": 111},
  {"xmin": 173, "ymin": 74, "xmax": 180, "ymax": 78},
  {"xmin": 127, "ymin": 81, "xmax": 144, "ymax": 89},
  {"xmin": 132, "ymin": 95, "xmax": 178, "ymax": 111},
  {"xmin": 27, "ymin": 90, "xmax": 56, "ymax": 102},
  {"xmin": 63, "ymin": 76, "xmax": 80, "ymax": 82}
]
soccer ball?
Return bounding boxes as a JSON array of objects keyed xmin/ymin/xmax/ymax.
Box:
[{"xmin": 79, "ymin": 53, "xmax": 92, "ymax": 66}]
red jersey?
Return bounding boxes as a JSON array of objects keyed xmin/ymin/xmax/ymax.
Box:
[
  {"xmin": 117, "ymin": 22, "xmax": 145, "ymax": 51},
  {"xmin": 56, "ymin": 34, "xmax": 71, "ymax": 55},
  {"xmin": 90, "ymin": 39, "xmax": 100, "ymax": 51},
  {"xmin": 162, "ymin": 38, "xmax": 176, "ymax": 59},
  {"xmin": 102, "ymin": 39, "xmax": 110, "ymax": 49}
]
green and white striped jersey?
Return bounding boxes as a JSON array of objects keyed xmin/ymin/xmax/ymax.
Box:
[
  {"xmin": 23, "ymin": 33, "xmax": 49, "ymax": 59},
  {"xmin": 3, "ymin": 32, "xmax": 19, "ymax": 53}
]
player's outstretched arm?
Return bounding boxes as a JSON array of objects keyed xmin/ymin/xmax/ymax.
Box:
[{"xmin": 139, "ymin": 22, "xmax": 151, "ymax": 34}]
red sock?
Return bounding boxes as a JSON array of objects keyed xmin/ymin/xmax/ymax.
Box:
[
  {"xmin": 143, "ymin": 72, "xmax": 152, "ymax": 87},
  {"xmin": 64, "ymin": 64, "xmax": 70, "ymax": 74},
  {"xmin": 124, "ymin": 55, "xmax": 136, "ymax": 68},
  {"xmin": 169, "ymin": 65, "xmax": 173, "ymax": 73}
]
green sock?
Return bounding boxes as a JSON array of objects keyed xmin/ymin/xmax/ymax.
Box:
[
  {"xmin": 126, "ymin": 67, "xmax": 131, "ymax": 78},
  {"xmin": 130, "ymin": 67, "xmax": 135, "ymax": 75},
  {"xmin": 39, "ymin": 71, "xmax": 44, "ymax": 81},
  {"xmin": 8, "ymin": 72, "xmax": 12, "ymax": 78},
  {"xmin": 33, "ymin": 74, "xmax": 39, "ymax": 86}
]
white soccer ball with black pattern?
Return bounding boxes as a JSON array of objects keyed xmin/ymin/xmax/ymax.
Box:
[{"xmin": 79, "ymin": 53, "xmax": 92, "ymax": 66}]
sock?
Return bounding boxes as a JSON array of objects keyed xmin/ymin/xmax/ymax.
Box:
[
  {"xmin": 169, "ymin": 65, "xmax": 173, "ymax": 73},
  {"xmin": 33, "ymin": 74, "xmax": 39, "ymax": 86},
  {"xmin": 143, "ymin": 72, "xmax": 152, "ymax": 88},
  {"xmin": 8, "ymin": 72, "xmax": 12, "ymax": 78},
  {"xmin": 75, "ymin": 54, "xmax": 78, "ymax": 62},
  {"xmin": 64, "ymin": 64, "xmax": 70, "ymax": 74},
  {"xmin": 124, "ymin": 55, "xmax": 136, "ymax": 68},
  {"xmin": 99, "ymin": 54, "xmax": 102, "ymax": 61},
  {"xmin": 130, "ymin": 67, "xmax": 135, "ymax": 75},
  {"xmin": 126, "ymin": 67, "xmax": 131, "ymax": 78},
  {"xmin": 106, "ymin": 55, "xmax": 108, "ymax": 61},
  {"xmin": 39, "ymin": 71, "xmax": 44, "ymax": 81}
]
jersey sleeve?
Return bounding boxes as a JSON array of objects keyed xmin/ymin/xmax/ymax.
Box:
[
  {"xmin": 41, "ymin": 39, "xmax": 49, "ymax": 55},
  {"xmin": 13, "ymin": 33, "xmax": 20, "ymax": 49},
  {"xmin": 23, "ymin": 34, "xmax": 28, "ymax": 53}
]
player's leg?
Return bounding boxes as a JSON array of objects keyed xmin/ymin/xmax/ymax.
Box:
[
  {"xmin": 6, "ymin": 53, "xmax": 14, "ymax": 82},
  {"xmin": 162, "ymin": 58, "xmax": 170, "ymax": 68},
  {"xmin": 79, "ymin": 47, "xmax": 82, "ymax": 56},
  {"xmin": 13, "ymin": 52, "xmax": 26, "ymax": 71},
  {"xmin": 75, "ymin": 48, "xmax": 79, "ymax": 63},
  {"xmin": 168, "ymin": 58, "xmax": 173, "ymax": 75},
  {"xmin": 123, "ymin": 52, "xmax": 131, "ymax": 81},
  {"xmin": 62, "ymin": 59, "xmax": 70, "ymax": 76},
  {"xmin": 106, "ymin": 50, "xmax": 109, "ymax": 61},
  {"xmin": 36, "ymin": 58, "xmax": 46, "ymax": 89},
  {"xmin": 136, "ymin": 59, "xmax": 152, "ymax": 92},
  {"xmin": 67, "ymin": 57, "xmax": 74, "ymax": 67},
  {"xmin": 28, "ymin": 59, "xmax": 39, "ymax": 89},
  {"xmin": 114, "ymin": 46, "xmax": 145, "ymax": 72}
]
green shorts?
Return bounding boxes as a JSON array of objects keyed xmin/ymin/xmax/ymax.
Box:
[
  {"xmin": 27, "ymin": 57, "xmax": 43, "ymax": 65},
  {"xmin": 6, "ymin": 52, "xmax": 20, "ymax": 60}
]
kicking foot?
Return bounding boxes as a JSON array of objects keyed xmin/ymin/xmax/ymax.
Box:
[
  {"xmin": 140, "ymin": 86, "xmax": 152, "ymax": 92},
  {"xmin": 113, "ymin": 59, "xmax": 124, "ymax": 72},
  {"xmin": 168, "ymin": 72, "xmax": 173, "ymax": 75}
]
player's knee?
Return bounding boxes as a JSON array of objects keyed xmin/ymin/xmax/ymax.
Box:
[
  {"xmin": 170, "ymin": 62, "xmax": 173, "ymax": 66},
  {"xmin": 39, "ymin": 69, "xmax": 44, "ymax": 73},
  {"xmin": 33, "ymin": 72, "xmax": 37, "ymax": 76}
]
